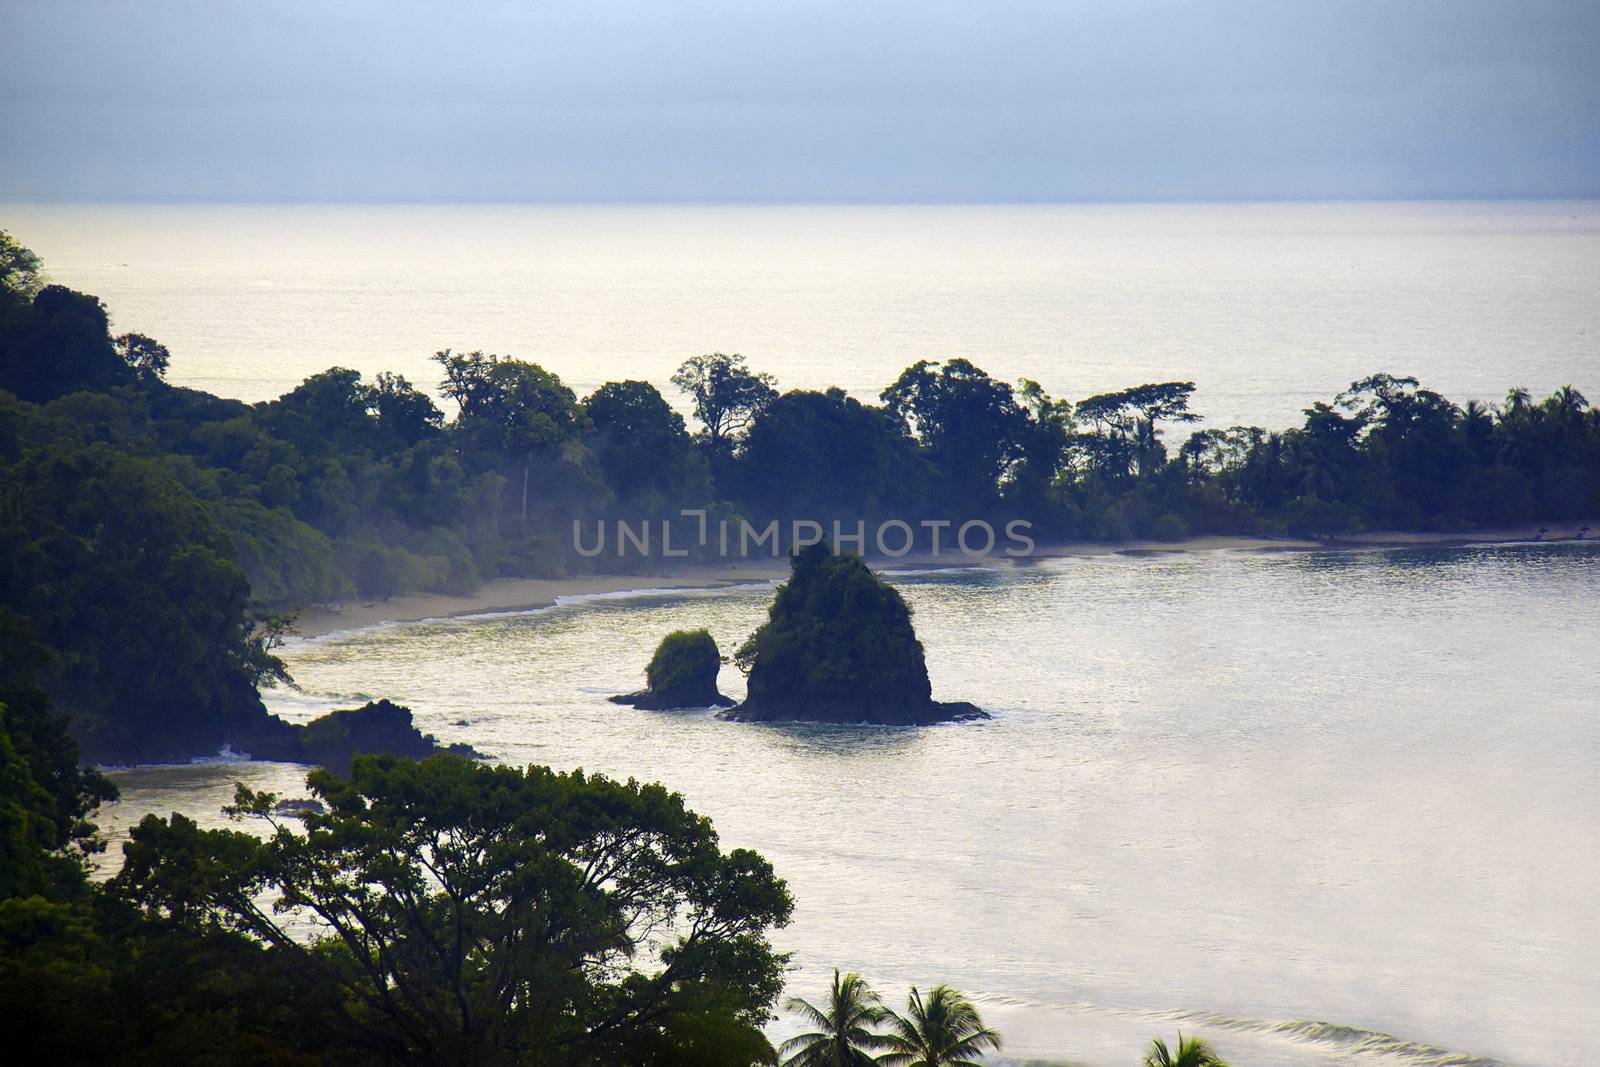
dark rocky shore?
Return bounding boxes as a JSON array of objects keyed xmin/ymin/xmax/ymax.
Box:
[
  {"xmin": 240, "ymin": 698, "xmax": 476, "ymax": 774},
  {"xmin": 726, "ymin": 696, "xmax": 987, "ymax": 726}
]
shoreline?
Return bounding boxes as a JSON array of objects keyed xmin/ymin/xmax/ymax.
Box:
[{"xmin": 290, "ymin": 522, "xmax": 1592, "ymax": 638}]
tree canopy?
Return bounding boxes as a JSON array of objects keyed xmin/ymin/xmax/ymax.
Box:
[
  {"xmin": 114, "ymin": 754, "xmax": 794, "ymax": 1065},
  {"xmin": 778, "ymin": 969, "xmax": 890, "ymax": 1067},
  {"xmin": 878, "ymin": 984, "xmax": 1003, "ymax": 1067},
  {"xmin": 0, "ymin": 686, "xmax": 795, "ymax": 1065},
  {"xmin": 583, "ymin": 379, "xmax": 709, "ymax": 511},
  {"xmin": 0, "ymin": 229, "xmax": 46, "ymax": 299},
  {"xmin": 738, "ymin": 388, "xmax": 923, "ymax": 522},
  {"xmin": 881, "ymin": 359, "xmax": 1030, "ymax": 510},
  {"xmin": 672, "ymin": 352, "xmax": 778, "ymax": 457}
]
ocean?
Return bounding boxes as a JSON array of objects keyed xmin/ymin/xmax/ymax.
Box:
[
  {"xmin": 7, "ymin": 200, "xmax": 1598, "ymax": 427},
  {"xmin": 96, "ymin": 543, "xmax": 1600, "ymax": 1067}
]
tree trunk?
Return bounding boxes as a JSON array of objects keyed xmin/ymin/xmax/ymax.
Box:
[{"xmin": 521, "ymin": 456, "xmax": 530, "ymax": 521}]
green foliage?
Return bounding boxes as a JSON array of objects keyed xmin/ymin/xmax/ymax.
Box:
[
  {"xmin": 0, "ymin": 438, "xmax": 291, "ymax": 762},
  {"xmin": 0, "ymin": 689, "xmax": 785, "ymax": 1064},
  {"xmin": 435, "ymin": 349, "xmax": 580, "ymax": 455},
  {"xmin": 779, "ymin": 973, "xmax": 1002, "ymax": 1067},
  {"xmin": 583, "ymin": 379, "xmax": 709, "ymax": 511},
  {"xmin": 343, "ymin": 528, "xmax": 485, "ymax": 600},
  {"xmin": 288, "ymin": 698, "xmax": 464, "ymax": 774},
  {"xmin": 0, "ymin": 229, "xmax": 46, "ymax": 299},
  {"xmin": 626, "ymin": 628, "xmax": 726, "ymax": 708},
  {"xmin": 114, "ymin": 754, "xmax": 795, "ymax": 1065},
  {"xmin": 7, "ymin": 230, "xmax": 1593, "ymax": 620},
  {"xmin": 1, "ymin": 228, "xmax": 1595, "ymax": 760},
  {"xmin": 1142, "ymin": 1032, "xmax": 1230, "ymax": 1067},
  {"xmin": 219, "ymin": 497, "xmax": 350, "ymax": 604},
  {"xmin": 648, "ymin": 628, "xmax": 720, "ymax": 690},
  {"xmin": 738, "ymin": 388, "xmax": 924, "ymax": 522},
  {"xmin": 881, "ymin": 358, "xmax": 1030, "ymax": 511},
  {"xmin": 0, "ymin": 691, "xmax": 115, "ymax": 900},
  {"xmin": 434, "ymin": 349, "xmax": 589, "ymax": 524},
  {"xmin": 879, "ymin": 984, "xmax": 1003, "ymax": 1067},
  {"xmin": 372, "ymin": 370, "xmax": 446, "ymax": 450},
  {"xmin": 1073, "ymin": 381, "xmax": 1199, "ymax": 482},
  {"xmin": 3, "ymin": 256, "xmax": 594, "ymax": 614},
  {"xmin": 113, "ymin": 332, "xmax": 171, "ymax": 384},
  {"xmin": 672, "ymin": 352, "xmax": 778, "ymax": 458},
  {"xmin": 734, "ymin": 545, "xmax": 940, "ymax": 724},
  {"xmin": 779, "ymin": 969, "xmax": 892, "ymax": 1067},
  {"xmin": 0, "ymin": 285, "xmax": 131, "ymax": 402}
]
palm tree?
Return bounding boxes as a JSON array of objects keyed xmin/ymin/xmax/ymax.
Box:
[
  {"xmin": 878, "ymin": 984, "xmax": 1002, "ymax": 1067},
  {"xmin": 779, "ymin": 970, "xmax": 891, "ymax": 1067},
  {"xmin": 1542, "ymin": 384, "xmax": 1589, "ymax": 429},
  {"xmin": 1142, "ymin": 1031, "xmax": 1230, "ymax": 1067}
]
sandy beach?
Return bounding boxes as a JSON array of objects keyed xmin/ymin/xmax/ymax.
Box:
[
  {"xmin": 293, "ymin": 565, "xmax": 788, "ymax": 637},
  {"xmin": 290, "ymin": 522, "xmax": 1591, "ymax": 638}
]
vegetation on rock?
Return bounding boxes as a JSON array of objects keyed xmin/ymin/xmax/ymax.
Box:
[
  {"xmin": 728, "ymin": 544, "xmax": 985, "ymax": 725},
  {"xmin": 612, "ymin": 628, "xmax": 732, "ymax": 709}
]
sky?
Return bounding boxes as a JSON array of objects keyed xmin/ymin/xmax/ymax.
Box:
[{"xmin": 2, "ymin": 0, "xmax": 1598, "ymax": 203}]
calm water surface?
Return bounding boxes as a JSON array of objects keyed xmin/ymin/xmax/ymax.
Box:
[
  {"xmin": 7, "ymin": 201, "xmax": 1599, "ymax": 428},
  {"xmin": 100, "ymin": 543, "xmax": 1600, "ymax": 1067}
]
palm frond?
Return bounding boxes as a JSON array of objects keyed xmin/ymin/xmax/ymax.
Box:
[
  {"xmin": 780, "ymin": 970, "xmax": 893, "ymax": 1067},
  {"xmin": 1142, "ymin": 1031, "xmax": 1228, "ymax": 1067},
  {"xmin": 783, "ymin": 996, "xmax": 835, "ymax": 1031}
]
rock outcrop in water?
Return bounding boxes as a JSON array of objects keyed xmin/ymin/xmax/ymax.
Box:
[
  {"xmin": 611, "ymin": 629, "xmax": 733, "ymax": 709},
  {"xmin": 256, "ymin": 699, "xmax": 477, "ymax": 774},
  {"xmin": 724, "ymin": 544, "xmax": 986, "ymax": 725}
]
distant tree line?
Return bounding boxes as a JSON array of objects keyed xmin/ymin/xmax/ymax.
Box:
[{"xmin": 1, "ymin": 228, "xmax": 1596, "ymax": 761}]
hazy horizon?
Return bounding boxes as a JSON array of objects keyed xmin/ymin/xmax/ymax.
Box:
[
  {"xmin": 8, "ymin": 193, "xmax": 1600, "ymax": 207},
  {"xmin": 13, "ymin": 199, "xmax": 1596, "ymax": 436},
  {"xmin": 4, "ymin": 0, "xmax": 1598, "ymax": 204}
]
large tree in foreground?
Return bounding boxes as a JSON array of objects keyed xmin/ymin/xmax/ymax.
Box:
[
  {"xmin": 778, "ymin": 969, "xmax": 891, "ymax": 1067},
  {"xmin": 878, "ymin": 984, "xmax": 1001, "ymax": 1067},
  {"xmin": 113, "ymin": 754, "xmax": 794, "ymax": 1066}
]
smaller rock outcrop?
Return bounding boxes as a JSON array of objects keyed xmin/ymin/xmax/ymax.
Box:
[
  {"xmin": 611, "ymin": 629, "xmax": 733, "ymax": 710},
  {"xmin": 258, "ymin": 699, "xmax": 478, "ymax": 775}
]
